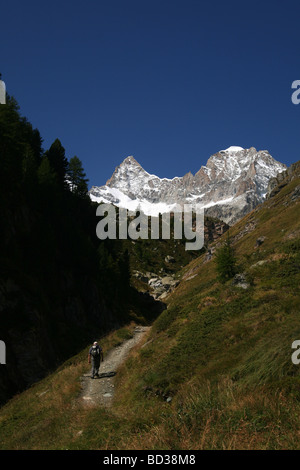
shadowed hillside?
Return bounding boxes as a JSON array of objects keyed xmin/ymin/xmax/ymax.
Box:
[{"xmin": 0, "ymin": 97, "xmax": 161, "ymax": 405}]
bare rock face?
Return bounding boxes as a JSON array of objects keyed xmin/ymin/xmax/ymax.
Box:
[
  {"xmin": 266, "ymin": 160, "xmax": 300, "ymax": 200},
  {"xmin": 90, "ymin": 147, "xmax": 286, "ymax": 225}
]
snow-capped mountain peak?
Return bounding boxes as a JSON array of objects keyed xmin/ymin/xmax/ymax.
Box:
[
  {"xmin": 221, "ymin": 146, "xmax": 244, "ymax": 153},
  {"xmin": 90, "ymin": 147, "xmax": 286, "ymax": 224}
]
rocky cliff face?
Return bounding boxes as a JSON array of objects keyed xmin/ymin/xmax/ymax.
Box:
[
  {"xmin": 90, "ymin": 147, "xmax": 286, "ymax": 225},
  {"xmin": 266, "ymin": 160, "xmax": 300, "ymax": 199}
]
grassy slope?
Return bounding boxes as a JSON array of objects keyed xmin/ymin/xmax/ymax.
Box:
[
  {"xmin": 1, "ymin": 170, "xmax": 300, "ymax": 450},
  {"xmin": 113, "ymin": 170, "xmax": 300, "ymax": 449}
]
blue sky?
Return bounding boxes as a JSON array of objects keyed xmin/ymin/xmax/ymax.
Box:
[{"xmin": 1, "ymin": 0, "xmax": 300, "ymax": 187}]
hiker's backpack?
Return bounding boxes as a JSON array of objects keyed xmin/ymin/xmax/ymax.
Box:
[{"xmin": 91, "ymin": 346, "xmax": 101, "ymax": 358}]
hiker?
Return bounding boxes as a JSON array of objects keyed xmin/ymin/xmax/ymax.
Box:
[{"xmin": 88, "ymin": 341, "xmax": 103, "ymax": 379}]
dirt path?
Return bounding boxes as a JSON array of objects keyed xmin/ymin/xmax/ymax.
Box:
[{"xmin": 78, "ymin": 326, "xmax": 151, "ymax": 408}]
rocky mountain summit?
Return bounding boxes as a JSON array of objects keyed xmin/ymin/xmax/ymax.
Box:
[{"xmin": 90, "ymin": 147, "xmax": 286, "ymax": 225}]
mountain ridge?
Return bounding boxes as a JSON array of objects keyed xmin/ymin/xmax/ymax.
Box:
[{"xmin": 90, "ymin": 147, "xmax": 286, "ymax": 224}]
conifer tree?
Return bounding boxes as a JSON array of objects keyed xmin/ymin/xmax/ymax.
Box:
[
  {"xmin": 67, "ymin": 155, "xmax": 89, "ymax": 197},
  {"xmin": 44, "ymin": 138, "xmax": 69, "ymax": 190},
  {"xmin": 37, "ymin": 156, "xmax": 57, "ymax": 187},
  {"xmin": 215, "ymin": 233, "xmax": 237, "ymax": 283}
]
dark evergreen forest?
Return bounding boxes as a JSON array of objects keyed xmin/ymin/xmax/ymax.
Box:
[{"xmin": 0, "ymin": 96, "xmax": 139, "ymax": 404}]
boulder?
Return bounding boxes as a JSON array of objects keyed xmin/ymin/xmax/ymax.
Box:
[
  {"xmin": 165, "ymin": 255, "xmax": 175, "ymax": 263},
  {"xmin": 232, "ymin": 273, "xmax": 250, "ymax": 289},
  {"xmin": 161, "ymin": 276, "xmax": 175, "ymax": 288},
  {"xmin": 132, "ymin": 271, "xmax": 149, "ymax": 283},
  {"xmin": 148, "ymin": 278, "xmax": 161, "ymax": 287},
  {"xmin": 250, "ymin": 260, "xmax": 269, "ymax": 269},
  {"xmin": 255, "ymin": 236, "xmax": 266, "ymax": 248}
]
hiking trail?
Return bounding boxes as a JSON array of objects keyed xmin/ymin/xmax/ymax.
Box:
[{"xmin": 78, "ymin": 326, "xmax": 151, "ymax": 408}]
